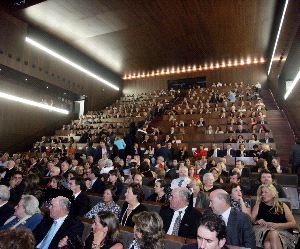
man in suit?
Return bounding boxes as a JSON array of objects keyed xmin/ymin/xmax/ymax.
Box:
[
  {"xmin": 181, "ymin": 213, "xmax": 227, "ymax": 249},
  {"xmin": 165, "ymin": 160, "xmax": 178, "ymax": 180},
  {"xmin": 8, "ymin": 171, "xmax": 25, "ymax": 205},
  {"xmin": 259, "ymin": 132, "xmax": 274, "ymax": 143},
  {"xmin": 222, "ymin": 144, "xmax": 236, "ymax": 157},
  {"xmin": 34, "ymin": 196, "xmax": 83, "ymax": 249},
  {"xmin": 159, "ymin": 187, "xmax": 201, "ymax": 239},
  {"xmin": 0, "ymin": 185, "xmax": 14, "ymax": 226},
  {"xmin": 235, "ymin": 144, "xmax": 250, "ymax": 157},
  {"xmin": 1, "ymin": 160, "xmax": 16, "ymax": 184},
  {"xmin": 86, "ymin": 166, "xmax": 105, "ymax": 194},
  {"xmin": 231, "ymin": 160, "xmax": 250, "ymax": 177},
  {"xmin": 208, "ymin": 144, "xmax": 222, "ymax": 158},
  {"xmin": 209, "ymin": 189, "xmax": 255, "ymax": 248},
  {"xmin": 68, "ymin": 176, "xmax": 91, "ymax": 218}
]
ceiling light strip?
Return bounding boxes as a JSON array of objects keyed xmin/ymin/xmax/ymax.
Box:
[
  {"xmin": 284, "ymin": 67, "xmax": 300, "ymax": 99},
  {"xmin": 25, "ymin": 37, "xmax": 119, "ymax": 91},
  {"xmin": 0, "ymin": 91, "xmax": 69, "ymax": 114},
  {"xmin": 267, "ymin": 0, "xmax": 289, "ymax": 76},
  {"xmin": 123, "ymin": 57, "xmax": 265, "ymax": 80}
]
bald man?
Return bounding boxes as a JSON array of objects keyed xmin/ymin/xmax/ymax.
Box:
[
  {"xmin": 34, "ymin": 196, "xmax": 83, "ymax": 249},
  {"xmin": 209, "ymin": 189, "xmax": 255, "ymax": 248},
  {"xmin": 159, "ymin": 187, "xmax": 201, "ymax": 239}
]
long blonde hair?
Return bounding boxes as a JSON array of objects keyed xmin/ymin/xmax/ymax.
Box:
[{"xmin": 257, "ymin": 184, "xmax": 284, "ymax": 214}]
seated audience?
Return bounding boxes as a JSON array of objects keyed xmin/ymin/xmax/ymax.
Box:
[
  {"xmin": 171, "ymin": 165, "xmax": 191, "ymax": 189},
  {"xmin": 251, "ymin": 184, "xmax": 296, "ymax": 249},
  {"xmin": 1, "ymin": 195, "xmax": 42, "ymax": 231},
  {"xmin": 269, "ymin": 157, "xmax": 290, "ymax": 174},
  {"xmin": 147, "ymin": 179, "xmax": 168, "ymax": 203},
  {"xmin": 86, "ymin": 166, "xmax": 105, "ymax": 194},
  {"xmin": 0, "ymin": 185, "xmax": 14, "ymax": 226},
  {"xmin": 222, "ymin": 144, "xmax": 236, "ymax": 157},
  {"xmin": 209, "ymin": 189, "xmax": 256, "ymax": 248},
  {"xmin": 33, "ymin": 196, "xmax": 83, "ymax": 249},
  {"xmin": 159, "ymin": 187, "xmax": 201, "ymax": 239},
  {"xmin": 120, "ymin": 183, "xmax": 147, "ymax": 227},
  {"xmin": 181, "ymin": 213, "xmax": 227, "ymax": 249},
  {"xmin": 68, "ymin": 176, "xmax": 91, "ymax": 218},
  {"xmin": 59, "ymin": 211, "xmax": 123, "ymax": 249},
  {"xmin": 226, "ymin": 183, "xmax": 251, "ymax": 216},
  {"xmin": 193, "ymin": 145, "xmax": 208, "ymax": 158},
  {"xmin": 231, "ymin": 160, "xmax": 250, "ymax": 177},
  {"xmin": 0, "ymin": 227, "xmax": 36, "ymax": 249},
  {"xmin": 108, "ymin": 170, "xmax": 124, "ymax": 198},
  {"xmin": 129, "ymin": 211, "xmax": 164, "ymax": 249},
  {"xmin": 251, "ymin": 170, "xmax": 287, "ymax": 198},
  {"xmin": 85, "ymin": 185, "xmax": 121, "ymax": 219},
  {"xmin": 236, "ymin": 144, "xmax": 249, "ymax": 157}
]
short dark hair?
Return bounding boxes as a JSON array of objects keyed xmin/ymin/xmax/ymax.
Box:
[
  {"xmin": 128, "ymin": 183, "xmax": 145, "ymax": 202},
  {"xmin": 70, "ymin": 176, "xmax": 86, "ymax": 191},
  {"xmin": 104, "ymin": 184, "xmax": 118, "ymax": 202},
  {"xmin": 226, "ymin": 182, "xmax": 240, "ymax": 195},
  {"xmin": 199, "ymin": 213, "xmax": 227, "ymax": 241},
  {"xmin": 259, "ymin": 169, "xmax": 273, "ymax": 182}
]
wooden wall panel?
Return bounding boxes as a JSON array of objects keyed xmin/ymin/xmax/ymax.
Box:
[{"xmin": 123, "ymin": 64, "xmax": 267, "ymax": 94}]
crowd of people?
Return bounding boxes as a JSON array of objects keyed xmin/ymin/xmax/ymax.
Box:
[{"xmin": 0, "ymin": 82, "xmax": 299, "ymax": 249}]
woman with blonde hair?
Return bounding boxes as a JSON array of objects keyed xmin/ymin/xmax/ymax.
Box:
[
  {"xmin": 251, "ymin": 184, "xmax": 297, "ymax": 249},
  {"xmin": 129, "ymin": 211, "xmax": 164, "ymax": 249}
]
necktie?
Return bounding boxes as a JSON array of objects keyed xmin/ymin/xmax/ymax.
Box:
[
  {"xmin": 178, "ymin": 179, "xmax": 184, "ymax": 187},
  {"xmin": 172, "ymin": 211, "xmax": 182, "ymax": 235},
  {"xmin": 38, "ymin": 221, "xmax": 58, "ymax": 249}
]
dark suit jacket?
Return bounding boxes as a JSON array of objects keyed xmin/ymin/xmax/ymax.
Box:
[
  {"xmin": 235, "ymin": 150, "xmax": 250, "ymax": 157},
  {"xmin": 120, "ymin": 202, "xmax": 148, "ymax": 227},
  {"xmin": 33, "ymin": 215, "xmax": 84, "ymax": 249},
  {"xmin": 71, "ymin": 191, "xmax": 91, "ymax": 218},
  {"xmin": 259, "ymin": 138, "xmax": 274, "ymax": 143},
  {"xmin": 90, "ymin": 178, "xmax": 105, "ymax": 194},
  {"xmin": 165, "ymin": 168, "xmax": 178, "ymax": 180},
  {"xmin": 2, "ymin": 167, "xmax": 16, "ymax": 183},
  {"xmin": 226, "ymin": 208, "xmax": 256, "ymax": 248},
  {"xmin": 0, "ymin": 202, "xmax": 15, "ymax": 226},
  {"xmin": 181, "ymin": 244, "xmax": 229, "ymax": 249},
  {"xmin": 222, "ymin": 149, "xmax": 236, "ymax": 157},
  {"xmin": 208, "ymin": 149, "xmax": 222, "ymax": 158},
  {"xmin": 159, "ymin": 205, "xmax": 201, "ymax": 239}
]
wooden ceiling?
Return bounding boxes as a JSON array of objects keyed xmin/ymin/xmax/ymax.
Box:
[{"xmin": 13, "ymin": 0, "xmax": 278, "ymax": 76}]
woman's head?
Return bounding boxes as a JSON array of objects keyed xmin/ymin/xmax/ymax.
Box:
[
  {"xmin": 108, "ymin": 169, "xmax": 121, "ymax": 184},
  {"xmin": 154, "ymin": 179, "xmax": 167, "ymax": 194},
  {"xmin": 226, "ymin": 183, "xmax": 243, "ymax": 201},
  {"xmin": 257, "ymin": 184, "xmax": 278, "ymax": 203},
  {"xmin": 0, "ymin": 228, "xmax": 35, "ymax": 249},
  {"xmin": 103, "ymin": 185, "xmax": 118, "ymax": 203},
  {"xmin": 125, "ymin": 183, "xmax": 144, "ymax": 203},
  {"xmin": 133, "ymin": 211, "xmax": 164, "ymax": 249},
  {"xmin": 49, "ymin": 176, "xmax": 63, "ymax": 189},
  {"xmin": 92, "ymin": 211, "xmax": 120, "ymax": 242}
]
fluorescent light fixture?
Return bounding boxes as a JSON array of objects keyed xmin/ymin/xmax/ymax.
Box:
[
  {"xmin": 284, "ymin": 67, "xmax": 300, "ymax": 99},
  {"xmin": 267, "ymin": 0, "xmax": 289, "ymax": 76},
  {"xmin": 0, "ymin": 91, "xmax": 69, "ymax": 114},
  {"xmin": 25, "ymin": 37, "xmax": 119, "ymax": 91}
]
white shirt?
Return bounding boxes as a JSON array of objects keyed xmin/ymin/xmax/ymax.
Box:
[
  {"xmin": 171, "ymin": 177, "xmax": 191, "ymax": 189},
  {"xmin": 221, "ymin": 207, "xmax": 231, "ymax": 226},
  {"xmin": 0, "ymin": 201, "xmax": 8, "ymax": 208},
  {"xmin": 91, "ymin": 178, "xmax": 97, "ymax": 186},
  {"xmin": 167, "ymin": 206, "xmax": 188, "ymax": 235},
  {"xmin": 74, "ymin": 191, "xmax": 81, "ymax": 199}
]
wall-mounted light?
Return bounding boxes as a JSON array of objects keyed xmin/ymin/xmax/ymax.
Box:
[
  {"xmin": 284, "ymin": 67, "xmax": 300, "ymax": 99},
  {"xmin": 0, "ymin": 91, "xmax": 69, "ymax": 114},
  {"xmin": 25, "ymin": 37, "xmax": 119, "ymax": 91},
  {"xmin": 123, "ymin": 56, "xmax": 266, "ymax": 80},
  {"xmin": 267, "ymin": 0, "xmax": 289, "ymax": 76}
]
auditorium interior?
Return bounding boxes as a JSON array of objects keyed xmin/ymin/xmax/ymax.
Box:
[{"xmin": 0, "ymin": 0, "xmax": 300, "ymax": 248}]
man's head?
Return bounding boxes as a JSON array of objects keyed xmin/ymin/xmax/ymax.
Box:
[
  {"xmin": 69, "ymin": 176, "xmax": 86, "ymax": 194},
  {"xmin": 133, "ymin": 173, "xmax": 143, "ymax": 185},
  {"xmin": 9, "ymin": 172, "xmax": 23, "ymax": 188},
  {"xmin": 235, "ymin": 160, "xmax": 245, "ymax": 170},
  {"xmin": 209, "ymin": 189, "xmax": 231, "ymax": 215},
  {"xmin": 259, "ymin": 170, "xmax": 273, "ymax": 184},
  {"xmin": 60, "ymin": 161, "xmax": 70, "ymax": 173},
  {"xmin": 197, "ymin": 213, "xmax": 227, "ymax": 249},
  {"xmin": 169, "ymin": 187, "xmax": 190, "ymax": 210},
  {"xmin": 49, "ymin": 196, "xmax": 71, "ymax": 220},
  {"xmin": 178, "ymin": 165, "xmax": 188, "ymax": 178},
  {"xmin": 229, "ymin": 171, "xmax": 241, "ymax": 184}
]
